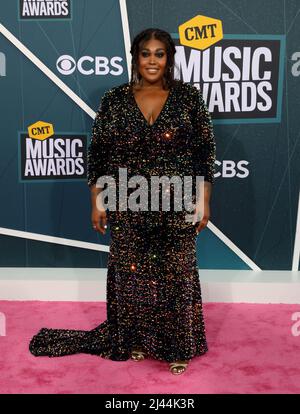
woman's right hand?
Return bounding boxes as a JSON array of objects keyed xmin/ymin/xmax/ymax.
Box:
[{"xmin": 91, "ymin": 207, "xmax": 107, "ymax": 235}]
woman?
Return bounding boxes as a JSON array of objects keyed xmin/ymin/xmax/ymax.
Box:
[{"xmin": 29, "ymin": 28, "xmax": 216, "ymax": 375}]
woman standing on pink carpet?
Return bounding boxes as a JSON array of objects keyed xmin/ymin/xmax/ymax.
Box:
[{"xmin": 29, "ymin": 28, "xmax": 216, "ymax": 375}]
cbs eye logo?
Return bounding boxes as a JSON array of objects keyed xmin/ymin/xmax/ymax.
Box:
[
  {"xmin": 56, "ymin": 54, "xmax": 123, "ymax": 76},
  {"xmin": 56, "ymin": 55, "xmax": 76, "ymax": 75}
]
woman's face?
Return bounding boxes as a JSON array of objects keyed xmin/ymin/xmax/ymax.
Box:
[{"xmin": 137, "ymin": 38, "xmax": 168, "ymax": 85}]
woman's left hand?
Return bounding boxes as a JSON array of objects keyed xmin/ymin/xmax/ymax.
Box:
[{"xmin": 193, "ymin": 202, "xmax": 210, "ymax": 234}]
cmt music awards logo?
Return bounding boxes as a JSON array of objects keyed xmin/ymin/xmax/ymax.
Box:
[
  {"xmin": 19, "ymin": 0, "xmax": 71, "ymax": 19},
  {"xmin": 19, "ymin": 121, "xmax": 87, "ymax": 181},
  {"xmin": 176, "ymin": 15, "xmax": 285, "ymax": 123}
]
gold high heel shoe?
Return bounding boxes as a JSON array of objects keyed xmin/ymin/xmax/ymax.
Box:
[
  {"xmin": 169, "ymin": 361, "xmax": 189, "ymax": 375},
  {"xmin": 131, "ymin": 348, "xmax": 147, "ymax": 362}
]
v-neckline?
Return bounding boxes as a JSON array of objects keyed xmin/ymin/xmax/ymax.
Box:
[{"xmin": 130, "ymin": 85, "xmax": 173, "ymax": 128}]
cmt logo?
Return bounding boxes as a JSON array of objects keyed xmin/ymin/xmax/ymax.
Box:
[
  {"xmin": 179, "ymin": 14, "xmax": 223, "ymax": 51},
  {"xmin": 28, "ymin": 121, "xmax": 54, "ymax": 140},
  {"xmin": 56, "ymin": 55, "xmax": 123, "ymax": 76},
  {"xmin": 0, "ymin": 52, "xmax": 6, "ymax": 77}
]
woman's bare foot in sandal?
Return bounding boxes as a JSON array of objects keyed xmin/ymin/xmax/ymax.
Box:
[
  {"xmin": 131, "ymin": 348, "xmax": 147, "ymax": 362},
  {"xmin": 169, "ymin": 360, "xmax": 189, "ymax": 375}
]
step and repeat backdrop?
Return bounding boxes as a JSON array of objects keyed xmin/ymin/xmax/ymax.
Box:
[{"xmin": 0, "ymin": 0, "xmax": 299, "ymax": 271}]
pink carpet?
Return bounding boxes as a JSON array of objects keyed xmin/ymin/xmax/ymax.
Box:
[{"xmin": 0, "ymin": 300, "xmax": 300, "ymax": 394}]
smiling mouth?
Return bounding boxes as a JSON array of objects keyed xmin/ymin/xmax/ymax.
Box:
[{"xmin": 146, "ymin": 68, "xmax": 159, "ymax": 73}]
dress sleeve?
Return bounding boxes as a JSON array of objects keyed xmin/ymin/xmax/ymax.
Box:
[
  {"xmin": 190, "ymin": 88, "xmax": 216, "ymax": 185},
  {"xmin": 87, "ymin": 91, "xmax": 112, "ymax": 187}
]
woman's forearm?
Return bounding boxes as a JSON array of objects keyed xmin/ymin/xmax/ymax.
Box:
[
  {"xmin": 203, "ymin": 181, "xmax": 212, "ymax": 204},
  {"xmin": 90, "ymin": 184, "xmax": 105, "ymax": 211}
]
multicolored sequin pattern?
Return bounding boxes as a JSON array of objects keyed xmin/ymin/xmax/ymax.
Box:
[{"xmin": 29, "ymin": 80, "xmax": 216, "ymax": 362}]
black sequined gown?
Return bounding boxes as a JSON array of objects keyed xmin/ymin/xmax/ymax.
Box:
[{"xmin": 29, "ymin": 80, "xmax": 216, "ymax": 362}]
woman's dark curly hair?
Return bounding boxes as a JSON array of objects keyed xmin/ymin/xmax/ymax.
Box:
[{"xmin": 129, "ymin": 28, "xmax": 179, "ymax": 90}]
